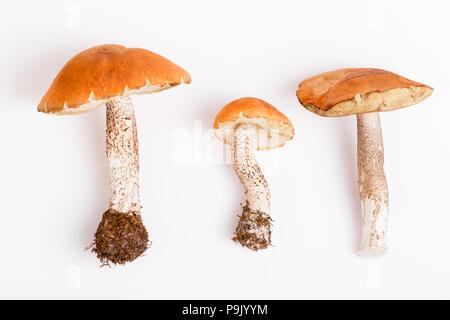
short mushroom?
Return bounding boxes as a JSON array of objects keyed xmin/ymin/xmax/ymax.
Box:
[
  {"xmin": 214, "ymin": 97, "xmax": 294, "ymax": 251},
  {"xmin": 38, "ymin": 44, "xmax": 191, "ymax": 265},
  {"xmin": 296, "ymin": 68, "xmax": 433, "ymax": 256}
]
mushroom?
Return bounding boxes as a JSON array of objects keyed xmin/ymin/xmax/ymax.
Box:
[
  {"xmin": 296, "ymin": 68, "xmax": 433, "ymax": 256},
  {"xmin": 38, "ymin": 44, "xmax": 191, "ymax": 265},
  {"xmin": 213, "ymin": 98, "xmax": 294, "ymax": 250}
]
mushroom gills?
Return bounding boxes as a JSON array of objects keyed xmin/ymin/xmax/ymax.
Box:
[
  {"xmin": 357, "ymin": 112, "xmax": 389, "ymax": 257},
  {"xmin": 232, "ymin": 123, "xmax": 272, "ymax": 251}
]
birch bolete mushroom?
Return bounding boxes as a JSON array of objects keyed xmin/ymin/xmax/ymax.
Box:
[
  {"xmin": 38, "ymin": 44, "xmax": 191, "ymax": 264},
  {"xmin": 296, "ymin": 68, "xmax": 433, "ymax": 256},
  {"xmin": 213, "ymin": 98, "xmax": 294, "ymax": 251}
]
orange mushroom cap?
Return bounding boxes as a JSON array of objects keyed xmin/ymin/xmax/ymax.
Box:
[
  {"xmin": 38, "ymin": 44, "xmax": 191, "ymax": 115},
  {"xmin": 214, "ymin": 97, "xmax": 294, "ymax": 150},
  {"xmin": 296, "ymin": 68, "xmax": 433, "ymax": 117}
]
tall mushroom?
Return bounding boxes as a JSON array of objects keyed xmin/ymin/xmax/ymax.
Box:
[
  {"xmin": 214, "ymin": 98, "xmax": 294, "ymax": 251},
  {"xmin": 38, "ymin": 44, "xmax": 191, "ymax": 264},
  {"xmin": 296, "ymin": 68, "xmax": 433, "ymax": 256}
]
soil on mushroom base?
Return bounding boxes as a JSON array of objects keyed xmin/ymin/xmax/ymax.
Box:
[
  {"xmin": 92, "ymin": 209, "xmax": 149, "ymax": 266},
  {"xmin": 233, "ymin": 204, "xmax": 272, "ymax": 251}
]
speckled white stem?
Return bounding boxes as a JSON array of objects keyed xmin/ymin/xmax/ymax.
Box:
[
  {"xmin": 106, "ymin": 96, "xmax": 141, "ymax": 214},
  {"xmin": 232, "ymin": 124, "xmax": 271, "ymax": 215},
  {"xmin": 357, "ymin": 112, "xmax": 389, "ymax": 257}
]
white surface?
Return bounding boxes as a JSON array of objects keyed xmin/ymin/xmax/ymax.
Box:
[{"xmin": 0, "ymin": 0, "xmax": 449, "ymax": 299}]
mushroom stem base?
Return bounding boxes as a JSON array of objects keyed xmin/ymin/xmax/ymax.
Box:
[
  {"xmin": 92, "ymin": 209, "xmax": 149, "ymax": 265},
  {"xmin": 233, "ymin": 205, "xmax": 272, "ymax": 251},
  {"xmin": 356, "ymin": 112, "xmax": 389, "ymax": 257}
]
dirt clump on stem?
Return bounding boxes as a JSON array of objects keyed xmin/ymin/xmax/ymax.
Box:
[
  {"xmin": 92, "ymin": 209, "xmax": 149, "ymax": 265},
  {"xmin": 233, "ymin": 205, "xmax": 272, "ymax": 251}
]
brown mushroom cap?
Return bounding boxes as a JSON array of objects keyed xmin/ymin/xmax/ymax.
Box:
[
  {"xmin": 296, "ymin": 68, "xmax": 433, "ymax": 117},
  {"xmin": 213, "ymin": 97, "xmax": 294, "ymax": 150},
  {"xmin": 38, "ymin": 44, "xmax": 191, "ymax": 115}
]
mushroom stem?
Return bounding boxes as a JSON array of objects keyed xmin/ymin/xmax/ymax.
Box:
[
  {"xmin": 106, "ymin": 96, "xmax": 141, "ymax": 214},
  {"xmin": 356, "ymin": 112, "xmax": 389, "ymax": 257},
  {"xmin": 232, "ymin": 123, "xmax": 271, "ymax": 251},
  {"xmin": 92, "ymin": 96, "xmax": 148, "ymax": 265}
]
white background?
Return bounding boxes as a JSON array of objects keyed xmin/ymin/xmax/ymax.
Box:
[{"xmin": 0, "ymin": 0, "xmax": 449, "ymax": 299}]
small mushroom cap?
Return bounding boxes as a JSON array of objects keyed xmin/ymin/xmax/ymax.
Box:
[
  {"xmin": 214, "ymin": 97, "xmax": 294, "ymax": 150},
  {"xmin": 296, "ymin": 68, "xmax": 433, "ymax": 117},
  {"xmin": 38, "ymin": 44, "xmax": 191, "ymax": 115}
]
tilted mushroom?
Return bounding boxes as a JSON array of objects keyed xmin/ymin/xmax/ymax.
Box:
[
  {"xmin": 213, "ymin": 98, "xmax": 294, "ymax": 250},
  {"xmin": 296, "ymin": 68, "xmax": 433, "ymax": 256},
  {"xmin": 38, "ymin": 44, "xmax": 191, "ymax": 264}
]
